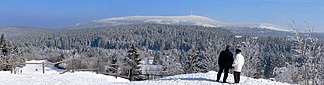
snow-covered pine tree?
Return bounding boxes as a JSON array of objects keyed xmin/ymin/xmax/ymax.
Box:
[
  {"xmin": 6, "ymin": 41, "xmax": 16, "ymax": 62},
  {"xmin": 0, "ymin": 34, "xmax": 4, "ymax": 45},
  {"xmin": 192, "ymin": 50, "xmax": 208, "ymax": 73},
  {"xmin": 0, "ymin": 34, "xmax": 5, "ymax": 70},
  {"xmin": 182, "ymin": 48, "xmax": 196, "ymax": 73},
  {"xmin": 153, "ymin": 52, "xmax": 162, "ymax": 65},
  {"xmin": 183, "ymin": 47, "xmax": 208, "ymax": 73},
  {"xmin": 161, "ymin": 50, "xmax": 184, "ymax": 75},
  {"xmin": 0, "ymin": 34, "xmax": 12, "ymax": 71},
  {"xmin": 124, "ymin": 45, "xmax": 142, "ymax": 81},
  {"xmin": 239, "ymin": 36, "xmax": 263, "ymax": 78},
  {"xmin": 0, "ymin": 34, "xmax": 19, "ymax": 71},
  {"xmin": 0, "ymin": 34, "xmax": 3, "ymax": 52},
  {"xmin": 0, "ymin": 34, "xmax": 6, "ymax": 57}
]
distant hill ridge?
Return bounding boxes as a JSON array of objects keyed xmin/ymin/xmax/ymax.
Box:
[{"xmin": 73, "ymin": 15, "xmax": 291, "ymax": 32}]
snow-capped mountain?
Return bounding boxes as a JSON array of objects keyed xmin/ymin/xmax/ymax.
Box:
[
  {"xmin": 73, "ymin": 15, "xmax": 291, "ymax": 33},
  {"xmin": 71, "ymin": 15, "xmax": 295, "ymax": 37},
  {"xmin": 95, "ymin": 15, "xmax": 224, "ymax": 27},
  {"xmin": 74, "ymin": 15, "xmax": 225, "ymax": 28}
]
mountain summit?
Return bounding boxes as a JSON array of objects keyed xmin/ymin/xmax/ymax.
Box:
[
  {"xmin": 74, "ymin": 15, "xmax": 224, "ymax": 28},
  {"xmin": 94, "ymin": 15, "xmax": 224, "ymax": 27},
  {"xmin": 74, "ymin": 15, "xmax": 290, "ymax": 32}
]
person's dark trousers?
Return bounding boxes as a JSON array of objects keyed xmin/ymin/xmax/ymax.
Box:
[
  {"xmin": 216, "ymin": 67, "xmax": 230, "ymax": 82},
  {"xmin": 234, "ymin": 71, "xmax": 241, "ymax": 83}
]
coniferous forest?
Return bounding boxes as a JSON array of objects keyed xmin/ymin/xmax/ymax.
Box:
[{"xmin": 1, "ymin": 24, "xmax": 323, "ymax": 84}]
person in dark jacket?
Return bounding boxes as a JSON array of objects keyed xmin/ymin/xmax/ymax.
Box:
[{"xmin": 216, "ymin": 45, "xmax": 234, "ymax": 83}]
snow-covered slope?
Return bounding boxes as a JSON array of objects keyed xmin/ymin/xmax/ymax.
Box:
[
  {"xmin": 95, "ymin": 15, "xmax": 224, "ymax": 27},
  {"xmin": 74, "ymin": 15, "xmax": 225, "ymax": 28},
  {"xmin": 0, "ymin": 60, "xmax": 293, "ymax": 85},
  {"xmin": 139, "ymin": 71, "xmax": 293, "ymax": 85},
  {"xmin": 225, "ymin": 23, "xmax": 293, "ymax": 37},
  {"xmin": 227, "ymin": 23, "xmax": 291, "ymax": 32},
  {"xmin": 0, "ymin": 60, "xmax": 129, "ymax": 85},
  {"xmin": 73, "ymin": 15, "xmax": 292, "ymax": 33}
]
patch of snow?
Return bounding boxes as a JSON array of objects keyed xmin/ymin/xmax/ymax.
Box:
[
  {"xmin": 252, "ymin": 37, "xmax": 259, "ymax": 39},
  {"xmin": 235, "ymin": 36, "xmax": 243, "ymax": 38},
  {"xmin": 25, "ymin": 60, "xmax": 48, "ymax": 63}
]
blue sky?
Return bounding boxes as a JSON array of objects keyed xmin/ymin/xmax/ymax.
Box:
[{"xmin": 0, "ymin": 0, "xmax": 323, "ymax": 32}]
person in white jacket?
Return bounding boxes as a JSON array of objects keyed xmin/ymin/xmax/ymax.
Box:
[{"xmin": 232, "ymin": 49, "xmax": 244, "ymax": 83}]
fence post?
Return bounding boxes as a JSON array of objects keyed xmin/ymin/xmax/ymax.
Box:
[
  {"xmin": 13, "ymin": 63, "xmax": 16, "ymax": 74},
  {"xmin": 42, "ymin": 62, "xmax": 45, "ymax": 74},
  {"xmin": 115, "ymin": 65, "xmax": 118, "ymax": 79},
  {"xmin": 96, "ymin": 58, "xmax": 99, "ymax": 74},
  {"xmin": 70, "ymin": 58, "xmax": 73, "ymax": 73},
  {"xmin": 10, "ymin": 63, "xmax": 13, "ymax": 74},
  {"xmin": 129, "ymin": 69, "xmax": 132, "ymax": 81}
]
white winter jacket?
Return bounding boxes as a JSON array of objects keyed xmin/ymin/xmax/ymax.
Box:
[{"xmin": 232, "ymin": 53, "xmax": 244, "ymax": 72}]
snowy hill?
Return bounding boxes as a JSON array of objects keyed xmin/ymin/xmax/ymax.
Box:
[
  {"xmin": 226, "ymin": 23, "xmax": 293, "ymax": 37},
  {"xmin": 135, "ymin": 71, "xmax": 293, "ymax": 85},
  {"xmin": 0, "ymin": 60, "xmax": 293, "ymax": 85},
  {"xmin": 232, "ymin": 23, "xmax": 291, "ymax": 32},
  {"xmin": 72, "ymin": 15, "xmax": 292, "ymax": 32},
  {"xmin": 257, "ymin": 23, "xmax": 291, "ymax": 32},
  {"xmin": 74, "ymin": 15, "xmax": 224, "ymax": 28}
]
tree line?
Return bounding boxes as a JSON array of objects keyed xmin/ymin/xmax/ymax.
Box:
[{"xmin": 1, "ymin": 24, "xmax": 323, "ymax": 84}]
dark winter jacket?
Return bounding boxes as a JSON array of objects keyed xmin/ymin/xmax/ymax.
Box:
[{"xmin": 218, "ymin": 49, "xmax": 234, "ymax": 68}]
